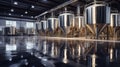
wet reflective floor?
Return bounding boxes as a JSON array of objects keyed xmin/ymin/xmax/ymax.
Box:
[{"xmin": 0, "ymin": 36, "xmax": 120, "ymax": 67}]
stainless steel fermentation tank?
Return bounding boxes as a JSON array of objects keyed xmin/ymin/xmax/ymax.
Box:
[
  {"xmin": 38, "ymin": 20, "xmax": 47, "ymax": 36},
  {"xmin": 75, "ymin": 4, "xmax": 85, "ymax": 29},
  {"xmin": 75, "ymin": 16, "xmax": 85, "ymax": 29},
  {"xmin": 40, "ymin": 20, "xmax": 47, "ymax": 32},
  {"xmin": 46, "ymin": 18, "xmax": 58, "ymax": 36},
  {"xmin": 59, "ymin": 12, "xmax": 74, "ymax": 27},
  {"xmin": 47, "ymin": 18, "xmax": 58, "ymax": 31},
  {"xmin": 110, "ymin": 13, "xmax": 120, "ymax": 27},
  {"xmin": 36, "ymin": 22, "xmax": 40, "ymax": 33},
  {"xmin": 109, "ymin": 13, "xmax": 120, "ymax": 40},
  {"xmin": 74, "ymin": 16, "xmax": 85, "ymax": 36},
  {"xmin": 58, "ymin": 11, "xmax": 75, "ymax": 35},
  {"xmin": 68, "ymin": 4, "xmax": 85, "ymax": 37},
  {"xmin": 85, "ymin": 2, "xmax": 110, "ymax": 39}
]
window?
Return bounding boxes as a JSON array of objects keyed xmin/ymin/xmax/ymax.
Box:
[
  {"xmin": 26, "ymin": 22, "xmax": 34, "ymax": 28},
  {"xmin": 6, "ymin": 20, "xmax": 16, "ymax": 27},
  {"xmin": 6, "ymin": 44, "xmax": 17, "ymax": 51}
]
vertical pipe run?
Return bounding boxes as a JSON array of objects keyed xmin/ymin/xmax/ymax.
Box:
[
  {"xmin": 43, "ymin": 15, "xmax": 46, "ymax": 20},
  {"xmin": 77, "ymin": 4, "xmax": 81, "ymax": 29},
  {"xmin": 51, "ymin": 12, "xmax": 54, "ymax": 30},
  {"xmin": 93, "ymin": 4, "xmax": 96, "ymax": 24},
  {"xmin": 77, "ymin": 4, "xmax": 80, "ymax": 16},
  {"xmin": 51, "ymin": 12, "xmax": 54, "ymax": 18},
  {"xmin": 64, "ymin": 7, "xmax": 67, "ymax": 12},
  {"xmin": 94, "ymin": 0, "xmax": 96, "ymax": 4}
]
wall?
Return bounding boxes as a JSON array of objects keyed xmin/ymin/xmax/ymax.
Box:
[
  {"xmin": 0, "ymin": 19, "xmax": 6, "ymax": 26},
  {"xmin": 0, "ymin": 18, "xmax": 36, "ymax": 35},
  {"xmin": 0, "ymin": 19, "xmax": 35, "ymax": 29}
]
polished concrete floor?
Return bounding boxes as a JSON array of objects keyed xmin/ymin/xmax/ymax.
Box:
[{"xmin": 0, "ymin": 36, "xmax": 120, "ymax": 67}]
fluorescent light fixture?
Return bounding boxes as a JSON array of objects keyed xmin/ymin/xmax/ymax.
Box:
[
  {"xmin": 31, "ymin": 5, "xmax": 35, "ymax": 8},
  {"xmin": 31, "ymin": 16, "xmax": 34, "ymax": 18},
  {"xmin": 21, "ymin": 15, "xmax": 23, "ymax": 17},
  {"xmin": 9, "ymin": 13, "xmax": 11, "ymax": 15},
  {"xmin": 43, "ymin": 0, "xmax": 47, "ymax": 1},
  {"xmin": 25, "ymin": 11, "xmax": 28, "ymax": 14},
  {"xmin": 11, "ymin": 9, "xmax": 14, "ymax": 12},
  {"xmin": 14, "ymin": 2, "xmax": 18, "ymax": 5}
]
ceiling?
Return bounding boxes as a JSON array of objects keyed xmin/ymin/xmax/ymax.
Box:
[
  {"xmin": 0, "ymin": 0, "xmax": 69, "ymax": 19},
  {"xmin": 0, "ymin": 0, "xmax": 120, "ymax": 20}
]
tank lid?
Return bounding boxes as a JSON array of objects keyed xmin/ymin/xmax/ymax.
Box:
[
  {"xmin": 85, "ymin": 1, "xmax": 107, "ymax": 7},
  {"xmin": 111, "ymin": 10, "xmax": 119, "ymax": 13}
]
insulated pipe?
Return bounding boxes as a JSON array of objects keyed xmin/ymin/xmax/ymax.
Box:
[
  {"xmin": 64, "ymin": 7, "xmax": 67, "ymax": 12},
  {"xmin": 94, "ymin": 0, "xmax": 96, "ymax": 4},
  {"xmin": 51, "ymin": 12, "xmax": 54, "ymax": 18},
  {"xmin": 77, "ymin": 4, "xmax": 80, "ymax": 16},
  {"xmin": 43, "ymin": 15, "xmax": 46, "ymax": 20}
]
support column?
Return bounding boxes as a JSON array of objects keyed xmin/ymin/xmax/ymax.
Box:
[
  {"xmin": 107, "ymin": 26, "xmax": 109, "ymax": 40},
  {"xmin": 96, "ymin": 25, "xmax": 98, "ymax": 39}
]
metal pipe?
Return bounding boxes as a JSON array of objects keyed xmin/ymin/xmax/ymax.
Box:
[
  {"xmin": 77, "ymin": 4, "xmax": 80, "ymax": 16},
  {"xmin": 43, "ymin": 15, "xmax": 46, "ymax": 20},
  {"xmin": 64, "ymin": 7, "xmax": 67, "ymax": 12},
  {"xmin": 35, "ymin": 0, "xmax": 78, "ymax": 18},
  {"xmin": 94, "ymin": 0, "xmax": 96, "ymax": 4},
  {"xmin": 51, "ymin": 12, "xmax": 54, "ymax": 18}
]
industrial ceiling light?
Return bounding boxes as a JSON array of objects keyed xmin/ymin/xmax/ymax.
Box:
[
  {"xmin": 14, "ymin": 2, "xmax": 18, "ymax": 5},
  {"xmin": 31, "ymin": 16, "xmax": 34, "ymax": 18},
  {"xmin": 9, "ymin": 13, "xmax": 11, "ymax": 15},
  {"xmin": 21, "ymin": 15, "xmax": 23, "ymax": 17},
  {"xmin": 25, "ymin": 11, "xmax": 28, "ymax": 14},
  {"xmin": 43, "ymin": 0, "xmax": 47, "ymax": 1},
  {"xmin": 11, "ymin": 9, "xmax": 14, "ymax": 12},
  {"xmin": 31, "ymin": 5, "xmax": 35, "ymax": 8}
]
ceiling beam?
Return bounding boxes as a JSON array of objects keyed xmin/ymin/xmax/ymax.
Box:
[
  {"xmin": 0, "ymin": 16, "xmax": 36, "ymax": 22},
  {"xmin": 17, "ymin": 0, "xmax": 52, "ymax": 9},
  {"xmin": 36, "ymin": 0, "xmax": 78, "ymax": 18}
]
